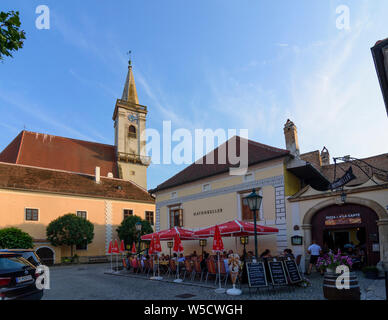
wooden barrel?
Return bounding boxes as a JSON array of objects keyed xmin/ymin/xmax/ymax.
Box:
[{"xmin": 323, "ymin": 271, "xmax": 360, "ymax": 300}]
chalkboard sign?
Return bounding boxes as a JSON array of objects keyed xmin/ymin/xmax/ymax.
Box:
[
  {"xmin": 268, "ymin": 260, "xmax": 288, "ymax": 286},
  {"xmin": 284, "ymin": 258, "xmax": 302, "ymax": 284},
  {"xmin": 246, "ymin": 262, "xmax": 268, "ymax": 288}
]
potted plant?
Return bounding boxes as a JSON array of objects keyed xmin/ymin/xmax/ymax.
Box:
[
  {"xmin": 316, "ymin": 249, "xmax": 353, "ymax": 273},
  {"xmin": 316, "ymin": 250, "xmax": 360, "ymax": 300},
  {"xmin": 362, "ymin": 266, "xmax": 379, "ymax": 279}
]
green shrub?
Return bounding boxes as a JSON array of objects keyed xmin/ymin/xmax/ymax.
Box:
[{"xmin": 0, "ymin": 227, "xmax": 33, "ymax": 249}]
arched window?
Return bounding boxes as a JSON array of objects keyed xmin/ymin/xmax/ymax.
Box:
[{"xmin": 128, "ymin": 125, "xmax": 136, "ymax": 138}]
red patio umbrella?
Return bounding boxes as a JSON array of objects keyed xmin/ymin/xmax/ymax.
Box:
[
  {"xmin": 212, "ymin": 225, "xmax": 224, "ymax": 253},
  {"xmin": 154, "ymin": 233, "xmax": 162, "ymax": 253},
  {"xmin": 212, "ymin": 225, "xmax": 225, "ymax": 293},
  {"xmin": 173, "ymin": 233, "xmax": 184, "ymax": 253},
  {"xmin": 120, "ymin": 240, "xmax": 125, "ymax": 253},
  {"xmin": 112, "ymin": 239, "xmax": 120, "ymax": 253},
  {"xmin": 148, "ymin": 235, "xmax": 155, "ymax": 255},
  {"xmin": 193, "ymin": 219, "xmax": 278, "ymax": 238},
  {"xmin": 141, "ymin": 227, "xmax": 197, "ymax": 241},
  {"xmin": 131, "ymin": 242, "xmax": 137, "ymax": 254},
  {"xmin": 108, "ymin": 241, "xmax": 113, "ymax": 254}
]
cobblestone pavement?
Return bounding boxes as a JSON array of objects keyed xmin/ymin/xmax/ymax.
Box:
[{"xmin": 42, "ymin": 263, "xmax": 386, "ymax": 300}]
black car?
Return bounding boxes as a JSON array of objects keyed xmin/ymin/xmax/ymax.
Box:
[
  {"xmin": 0, "ymin": 252, "xmax": 44, "ymax": 300},
  {"xmin": 0, "ymin": 249, "xmax": 42, "ymax": 267}
]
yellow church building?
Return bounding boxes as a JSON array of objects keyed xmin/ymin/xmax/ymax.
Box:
[{"xmin": 0, "ymin": 61, "xmax": 155, "ymax": 264}]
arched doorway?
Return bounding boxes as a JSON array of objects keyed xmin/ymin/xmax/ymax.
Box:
[
  {"xmin": 36, "ymin": 247, "xmax": 55, "ymax": 266},
  {"xmin": 311, "ymin": 203, "xmax": 380, "ymax": 265}
]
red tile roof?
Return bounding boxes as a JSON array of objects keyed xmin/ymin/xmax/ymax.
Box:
[
  {"xmin": 152, "ymin": 136, "xmax": 289, "ymax": 193},
  {"xmin": 0, "ymin": 162, "xmax": 154, "ymax": 202},
  {"xmin": 0, "ymin": 131, "xmax": 118, "ymax": 178}
]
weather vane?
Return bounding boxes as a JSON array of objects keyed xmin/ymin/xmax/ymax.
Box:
[{"xmin": 127, "ymin": 50, "xmax": 132, "ymax": 66}]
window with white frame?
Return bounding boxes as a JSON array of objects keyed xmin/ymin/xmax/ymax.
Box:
[
  {"xmin": 123, "ymin": 209, "xmax": 133, "ymax": 220},
  {"xmin": 145, "ymin": 211, "xmax": 154, "ymax": 226},
  {"xmin": 202, "ymin": 183, "xmax": 211, "ymax": 192},
  {"xmin": 171, "ymin": 191, "xmax": 177, "ymax": 199},
  {"xmin": 25, "ymin": 208, "xmax": 39, "ymax": 221},
  {"xmin": 76, "ymin": 211, "xmax": 87, "ymax": 219}
]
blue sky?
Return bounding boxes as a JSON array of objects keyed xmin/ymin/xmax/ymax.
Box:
[{"xmin": 1, "ymin": 0, "xmax": 387, "ymax": 190}]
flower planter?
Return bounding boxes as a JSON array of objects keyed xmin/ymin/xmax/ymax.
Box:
[{"xmin": 323, "ymin": 271, "xmax": 360, "ymax": 300}]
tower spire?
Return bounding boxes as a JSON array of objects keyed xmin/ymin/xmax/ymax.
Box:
[{"xmin": 121, "ymin": 51, "xmax": 139, "ymax": 104}]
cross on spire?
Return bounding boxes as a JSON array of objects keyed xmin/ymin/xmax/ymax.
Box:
[{"xmin": 127, "ymin": 50, "xmax": 132, "ymax": 67}]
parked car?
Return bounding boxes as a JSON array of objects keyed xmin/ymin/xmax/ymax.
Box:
[
  {"xmin": 0, "ymin": 252, "xmax": 44, "ymax": 300},
  {"xmin": 0, "ymin": 249, "xmax": 42, "ymax": 267}
]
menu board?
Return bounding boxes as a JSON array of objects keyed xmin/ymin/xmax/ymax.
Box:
[
  {"xmin": 284, "ymin": 258, "xmax": 302, "ymax": 284},
  {"xmin": 268, "ymin": 260, "xmax": 288, "ymax": 286},
  {"xmin": 246, "ymin": 262, "xmax": 268, "ymax": 288}
]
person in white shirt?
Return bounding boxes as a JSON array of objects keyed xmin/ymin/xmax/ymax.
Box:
[{"xmin": 307, "ymin": 240, "xmax": 322, "ymax": 275}]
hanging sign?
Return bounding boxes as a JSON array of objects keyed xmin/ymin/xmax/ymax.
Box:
[{"xmin": 329, "ymin": 167, "xmax": 356, "ymax": 190}]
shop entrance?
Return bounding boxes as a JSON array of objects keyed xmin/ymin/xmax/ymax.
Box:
[
  {"xmin": 312, "ymin": 204, "xmax": 380, "ymax": 266},
  {"xmin": 323, "ymin": 227, "xmax": 367, "ymax": 252}
]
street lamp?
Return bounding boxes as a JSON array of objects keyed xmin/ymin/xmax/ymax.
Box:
[
  {"xmin": 135, "ymin": 222, "xmax": 142, "ymax": 255},
  {"xmin": 243, "ymin": 189, "xmax": 263, "ymax": 259},
  {"xmin": 167, "ymin": 241, "xmax": 173, "ymax": 257},
  {"xmin": 199, "ymin": 239, "xmax": 207, "ymax": 258},
  {"xmin": 240, "ymin": 236, "xmax": 249, "ymax": 253},
  {"xmin": 340, "ymin": 191, "xmax": 347, "ymax": 204}
]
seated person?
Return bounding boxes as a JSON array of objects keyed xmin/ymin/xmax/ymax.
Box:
[
  {"xmin": 283, "ymin": 248, "xmax": 295, "ymax": 259},
  {"xmin": 178, "ymin": 253, "xmax": 185, "ymax": 263},
  {"xmin": 260, "ymin": 249, "xmax": 272, "ymax": 259}
]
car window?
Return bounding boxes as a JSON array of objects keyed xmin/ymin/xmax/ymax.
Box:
[
  {"xmin": 22, "ymin": 252, "xmax": 40, "ymax": 266},
  {"xmin": 0, "ymin": 257, "xmax": 30, "ymax": 270}
]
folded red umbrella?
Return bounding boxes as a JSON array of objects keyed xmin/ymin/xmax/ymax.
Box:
[
  {"xmin": 212, "ymin": 225, "xmax": 224, "ymax": 252},
  {"xmin": 173, "ymin": 233, "xmax": 183, "ymax": 253},
  {"xmin": 193, "ymin": 219, "xmax": 278, "ymax": 238},
  {"xmin": 141, "ymin": 227, "xmax": 197, "ymax": 241},
  {"xmin": 119, "ymin": 240, "xmax": 125, "ymax": 252},
  {"xmin": 131, "ymin": 242, "xmax": 137, "ymax": 254},
  {"xmin": 154, "ymin": 233, "xmax": 162, "ymax": 253},
  {"xmin": 148, "ymin": 235, "xmax": 155, "ymax": 255},
  {"xmin": 108, "ymin": 241, "xmax": 113, "ymax": 254}
]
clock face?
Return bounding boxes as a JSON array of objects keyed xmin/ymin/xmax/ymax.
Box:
[{"xmin": 128, "ymin": 114, "xmax": 138, "ymax": 122}]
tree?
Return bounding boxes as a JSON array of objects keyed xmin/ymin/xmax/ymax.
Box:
[
  {"xmin": 0, "ymin": 227, "xmax": 33, "ymax": 249},
  {"xmin": 0, "ymin": 10, "xmax": 26, "ymax": 61},
  {"xmin": 46, "ymin": 214, "xmax": 94, "ymax": 257},
  {"xmin": 116, "ymin": 215, "xmax": 153, "ymax": 249}
]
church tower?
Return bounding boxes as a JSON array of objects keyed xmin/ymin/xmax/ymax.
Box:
[{"xmin": 113, "ymin": 59, "xmax": 150, "ymax": 189}]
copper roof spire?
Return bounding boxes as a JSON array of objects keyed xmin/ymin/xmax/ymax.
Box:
[{"xmin": 121, "ymin": 50, "xmax": 139, "ymax": 104}]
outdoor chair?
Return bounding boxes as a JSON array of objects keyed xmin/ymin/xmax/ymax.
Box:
[
  {"xmin": 192, "ymin": 260, "xmax": 204, "ymax": 282},
  {"xmin": 205, "ymin": 259, "xmax": 217, "ymax": 285},
  {"xmin": 183, "ymin": 259, "xmax": 194, "ymax": 281},
  {"xmin": 167, "ymin": 259, "xmax": 177, "ymax": 278}
]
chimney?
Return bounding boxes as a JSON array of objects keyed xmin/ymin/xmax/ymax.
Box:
[
  {"xmin": 95, "ymin": 166, "xmax": 101, "ymax": 184},
  {"xmin": 321, "ymin": 147, "xmax": 330, "ymax": 166},
  {"xmin": 283, "ymin": 119, "xmax": 300, "ymax": 157}
]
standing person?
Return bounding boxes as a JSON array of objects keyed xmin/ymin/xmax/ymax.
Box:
[{"xmin": 306, "ymin": 240, "xmax": 322, "ymax": 275}]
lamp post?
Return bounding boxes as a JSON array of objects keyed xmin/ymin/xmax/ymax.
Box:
[
  {"xmin": 240, "ymin": 236, "xmax": 249, "ymax": 253},
  {"xmin": 135, "ymin": 222, "xmax": 142, "ymax": 256},
  {"xmin": 243, "ymin": 189, "xmax": 263, "ymax": 260},
  {"xmin": 199, "ymin": 239, "xmax": 207, "ymax": 259},
  {"xmin": 167, "ymin": 241, "xmax": 173, "ymax": 257}
]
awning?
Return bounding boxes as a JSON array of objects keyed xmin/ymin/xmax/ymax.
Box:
[
  {"xmin": 193, "ymin": 220, "xmax": 278, "ymax": 238},
  {"xmin": 141, "ymin": 226, "xmax": 198, "ymax": 241}
]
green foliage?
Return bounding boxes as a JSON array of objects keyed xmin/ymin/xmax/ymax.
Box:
[
  {"xmin": 46, "ymin": 213, "xmax": 94, "ymax": 256},
  {"xmin": 0, "ymin": 11, "xmax": 26, "ymax": 61},
  {"xmin": 0, "ymin": 227, "xmax": 33, "ymax": 249},
  {"xmin": 116, "ymin": 215, "xmax": 153, "ymax": 248}
]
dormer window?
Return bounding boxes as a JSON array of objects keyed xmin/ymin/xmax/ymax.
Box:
[{"xmin": 128, "ymin": 125, "xmax": 137, "ymax": 138}]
